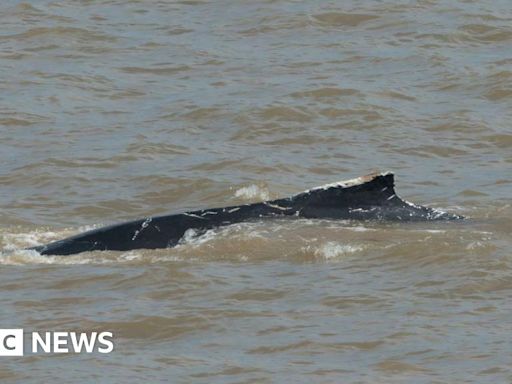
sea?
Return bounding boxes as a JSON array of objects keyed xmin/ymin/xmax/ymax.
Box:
[{"xmin": 0, "ymin": 0, "xmax": 511, "ymax": 382}]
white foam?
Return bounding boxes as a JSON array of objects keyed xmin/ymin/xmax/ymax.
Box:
[
  {"xmin": 0, "ymin": 249, "xmax": 97, "ymax": 265},
  {"xmin": 1, "ymin": 225, "xmax": 100, "ymax": 251},
  {"xmin": 178, "ymin": 228, "xmax": 218, "ymax": 247},
  {"xmin": 348, "ymin": 226, "xmax": 375, "ymax": 232},
  {"xmin": 234, "ymin": 184, "xmax": 270, "ymax": 200},
  {"xmin": 2, "ymin": 232, "xmax": 57, "ymax": 251},
  {"xmin": 303, "ymin": 242, "xmax": 364, "ymax": 260}
]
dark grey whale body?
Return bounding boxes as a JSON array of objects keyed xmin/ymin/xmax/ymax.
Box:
[{"xmin": 32, "ymin": 172, "xmax": 462, "ymax": 256}]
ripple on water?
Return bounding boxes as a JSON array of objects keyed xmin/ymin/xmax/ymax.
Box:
[
  {"xmin": 1, "ymin": 0, "xmax": 511, "ymax": 381},
  {"xmin": 312, "ymin": 12, "xmax": 379, "ymax": 27}
]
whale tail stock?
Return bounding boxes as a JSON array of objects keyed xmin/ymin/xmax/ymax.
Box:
[{"xmin": 31, "ymin": 172, "xmax": 463, "ymax": 256}]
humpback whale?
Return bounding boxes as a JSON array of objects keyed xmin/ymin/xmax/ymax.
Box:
[{"xmin": 32, "ymin": 172, "xmax": 462, "ymax": 256}]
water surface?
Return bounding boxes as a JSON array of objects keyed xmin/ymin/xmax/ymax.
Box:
[{"xmin": 0, "ymin": 0, "xmax": 511, "ymax": 382}]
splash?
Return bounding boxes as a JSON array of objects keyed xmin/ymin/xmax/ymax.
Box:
[
  {"xmin": 0, "ymin": 225, "xmax": 99, "ymax": 251},
  {"xmin": 234, "ymin": 184, "xmax": 270, "ymax": 201},
  {"xmin": 302, "ymin": 241, "xmax": 365, "ymax": 261},
  {"xmin": 178, "ymin": 228, "xmax": 219, "ymax": 247}
]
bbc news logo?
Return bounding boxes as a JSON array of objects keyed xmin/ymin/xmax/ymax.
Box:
[{"xmin": 0, "ymin": 329, "xmax": 114, "ymax": 356}]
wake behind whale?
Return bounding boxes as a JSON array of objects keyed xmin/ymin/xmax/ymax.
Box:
[{"xmin": 32, "ymin": 172, "xmax": 463, "ymax": 256}]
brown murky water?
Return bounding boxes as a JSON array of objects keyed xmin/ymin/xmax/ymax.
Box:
[{"xmin": 1, "ymin": 0, "xmax": 511, "ymax": 382}]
